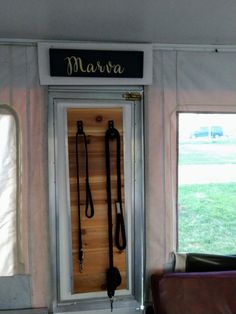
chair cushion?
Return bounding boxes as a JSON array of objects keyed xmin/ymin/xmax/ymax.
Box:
[{"xmin": 151, "ymin": 271, "xmax": 236, "ymax": 314}]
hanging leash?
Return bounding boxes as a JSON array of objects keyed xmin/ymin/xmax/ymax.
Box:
[
  {"xmin": 75, "ymin": 121, "xmax": 94, "ymax": 272},
  {"xmin": 105, "ymin": 120, "xmax": 126, "ymax": 311}
]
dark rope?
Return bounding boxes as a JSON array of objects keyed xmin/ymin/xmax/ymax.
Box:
[
  {"xmin": 105, "ymin": 120, "xmax": 126, "ymax": 310},
  {"xmin": 75, "ymin": 121, "xmax": 94, "ymax": 272}
]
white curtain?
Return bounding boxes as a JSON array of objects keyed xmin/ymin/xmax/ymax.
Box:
[
  {"xmin": 0, "ymin": 111, "xmax": 17, "ymax": 276},
  {"xmin": 177, "ymin": 51, "xmax": 236, "ymax": 105},
  {"xmin": 145, "ymin": 48, "xmax": 236, "ymax": 301},
  {"xmin": 0, "ymin": 44, "xmax": 49, "ymax": 307}
]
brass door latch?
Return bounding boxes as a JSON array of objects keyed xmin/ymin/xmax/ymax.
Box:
[{"xmin": 122, "ymin": 92, "xmax": 142, "ymax": 101}]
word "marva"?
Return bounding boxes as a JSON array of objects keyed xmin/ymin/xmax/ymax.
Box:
[{"xmin": 64, "ymin": 56, "xmax": 125, "ymax": 76}]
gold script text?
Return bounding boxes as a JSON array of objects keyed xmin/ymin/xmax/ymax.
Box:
[{"xmin": 64, "ymin": 56, "xmax": 125, "ymax": 76}]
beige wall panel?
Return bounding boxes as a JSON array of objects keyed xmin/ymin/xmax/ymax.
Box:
[
  {"xmin": 0, "ymin": 46, "xmax": 11, "ymax": 104},
  {"xmin": 26, "ymin": 47, "xmax": 50, "ymax": 308},
  {"xmin": 0, "ymin": 45, "xmax": 49, "ymax": 308}
]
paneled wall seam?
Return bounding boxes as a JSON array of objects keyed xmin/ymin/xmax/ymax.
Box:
[
  {"xmin": 160, "ymin": 51, "xmax": 167, "ymax": 261},
  {"xmin": 9, "ymin": 46, "xmax": 13, "ymax": 107},
  {"xmin": 25, "ymin": 46, "xmax": 33, "ymax": 306},
  {"xmin": 176, "ymin": 52, "xmax": 180, "ymax": 106}
]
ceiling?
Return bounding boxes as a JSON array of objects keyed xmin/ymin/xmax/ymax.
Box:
[{"xmin": 1, "ymin": 0, "xmax": 236, "ymax": 45}]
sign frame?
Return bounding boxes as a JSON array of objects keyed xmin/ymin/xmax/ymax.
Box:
[{"xmin": 38, "ymin": 42, "xmax": 153, "ymax": 85}]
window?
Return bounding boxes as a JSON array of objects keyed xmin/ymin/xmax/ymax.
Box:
[
  {"xmin": 0, "ymin": 105, "xmax": 20, "ymax": 276},
  {"xmin": 177, "ymin": 113, "xmax": 236, "ymax": 255}
]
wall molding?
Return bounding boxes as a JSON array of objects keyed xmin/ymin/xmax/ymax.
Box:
[
  {"xmin": 1, "ymin": 38, "xmax": 236, "ymax": 52},
  {"xmin": 0, "ymin": 309, "xmax": 48, "ymax": 314}
]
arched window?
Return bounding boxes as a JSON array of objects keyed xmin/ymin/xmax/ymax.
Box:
[{"xmin": 0, "ymin": 105, "xmax": 21, "ymax": 276}]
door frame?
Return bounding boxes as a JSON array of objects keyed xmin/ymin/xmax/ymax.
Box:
[{"xmin": 48, "ymin": 86, "xmax": 145, "ymax": 313}]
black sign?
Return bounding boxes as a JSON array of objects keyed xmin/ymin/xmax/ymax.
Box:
[{"xmin": 49, "ymin": 49, "xmax": 143, "ymax": 78}]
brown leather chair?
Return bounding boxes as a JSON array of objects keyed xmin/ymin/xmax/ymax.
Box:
[{"xmin": 151, "ymin": 271, "xmax": 236, "ymax": 314}]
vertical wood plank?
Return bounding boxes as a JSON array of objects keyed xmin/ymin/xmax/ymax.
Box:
[{"xmin": 67, "ymin": 108, "xmax": 127, "ymax": 294}]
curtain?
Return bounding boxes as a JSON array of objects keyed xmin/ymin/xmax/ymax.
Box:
[
  {"xmin": 0, "ymin": 110, "xmax": 17, "ymax": 276},
  {"xmin": 146, "ymin": 48, "xmax": 236, "ymax": 302},
  {"xmin": 0, "ymin": 44, "xmax": 49, "ymax": 308}
]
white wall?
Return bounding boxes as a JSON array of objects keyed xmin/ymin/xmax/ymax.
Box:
[{"xmin": 1, "ymin": 43, "xmax": 236, "ymax": 308}]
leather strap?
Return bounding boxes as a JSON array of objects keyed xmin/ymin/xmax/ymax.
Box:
[
  {"xmin": 105, "ymin": 120, "xmax": 126, "ymax": 306},
  {"xmin": 75, "ymin": 121, "xmax": 94, "ymax": 272},
  {"xmin": 107, "ymin": 120, "xmax": 126, "ymax": 251}
]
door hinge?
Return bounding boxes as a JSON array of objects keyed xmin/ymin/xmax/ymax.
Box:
[{"xmin": 122, "ymin": 92, "xmax": 142, "ymax": 101}]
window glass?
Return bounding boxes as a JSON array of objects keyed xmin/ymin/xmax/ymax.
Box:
[
  {"xmin": 178, "ymin": 113, "xmax": 236, "ymax": 254},
  {"xmin": 0, "ymin": 107, "xmax": 18, "ymax": 276}
]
